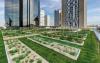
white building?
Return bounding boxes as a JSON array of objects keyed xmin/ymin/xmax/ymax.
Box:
[
  {"xmin": 47, "ymin": 15, "xmax": 51, "ymax": 26},
  {"xmin": 40, "ymin": 9, "xmax": 46, "ymax": 26}
]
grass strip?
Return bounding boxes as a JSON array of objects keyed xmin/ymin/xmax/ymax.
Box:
[{"xmin": 0, "ymin": 31, "xmax": 8, "ymax": 63}]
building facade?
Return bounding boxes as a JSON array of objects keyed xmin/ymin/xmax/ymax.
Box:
[
  {"xmin": 62, "ymin": 0, "xmax": 87, "ymax": 28},
  {"xmin": 44, "ymin": 15, "xmax": 48, "ymax": 26},
  {"xmin": 54, "ymin": 10, "xmax": 61, "ymax": 26},
  {"xmin": 47, "ymin": 15, "xmax": 51, "ymax": 26},
  {"xmin": 5, "ymin": 0, "xmax": 40, "ymax": 27},
  {"xmin": 40, "ymin": 9, "xmax": 45, "ymax": 26}
]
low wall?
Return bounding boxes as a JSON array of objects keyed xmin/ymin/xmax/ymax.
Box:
[{"xmin": 94, "ymin": 29, "xmax": 100, "ymax": 41}]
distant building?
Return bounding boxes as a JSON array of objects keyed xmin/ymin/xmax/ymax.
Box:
[
  {"xmin": 5, "ymin": 0, "xmax": 40, "ymax": 27},
  {"xmin": 62, "ymin": 0, "xmax": 87, "ymax": 28},
  {"xmin": 44, "ymin": 15, "xmax": 48, "ymax": 26},
  {"xmin": 59, "ymin": 11, "xmax": 62, "ymax": 26},
  {"xmin": 40, "ymin": 9, "xmax": 46, "ymax": 26},
  {"xmin": 54, "ymin": 10, "xmax": 61, "ymax": 26},
  {"xmin": 47, "ymin": 15, "xmax": 51, "ymax": 26}
]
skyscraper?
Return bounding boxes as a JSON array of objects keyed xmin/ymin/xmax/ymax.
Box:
[
  {"xmin": 5, "ymin": 0, "xmax": 40, "ymax": 27},
  {"xmin": 44, "ymin": 15, "xmax": 48, "ymax": 26},
  {"xmin": 54, "ymin": 10, "xmax": 61, "ymax": 26},
  {"xmin": 47, "ymin": 15, "xmax": 51, "ymax": 26},
  {"xmin": 40, "ymin": 9, "xmax": 45, "ymax": 26},
  {"xmin": 62, "ymin": 0, "xmax": 87, "ymax": 28}
]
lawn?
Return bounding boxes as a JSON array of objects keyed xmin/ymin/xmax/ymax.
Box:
[
  {"xmin": 75, "ymin": 31, "xmax": 100, "ymax": 63},
  {"xmin": 19, "ymin": 38, "xmax": 74, "ymax": 63},
  {"xmin": 19, "ymin": 31, "xmax": 100, "ymax": 63},
  {"xmin": 0, "ymin": 31, "xmax": 8, "ymax": 63}
]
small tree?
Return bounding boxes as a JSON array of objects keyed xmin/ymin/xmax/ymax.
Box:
[{"xmin": 9, "ymin": 18, "xmax": 12, "ymax": 27}]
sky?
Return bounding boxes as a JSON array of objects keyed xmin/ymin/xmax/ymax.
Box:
[
  {"xmin": 0, "ymin": 0, "xmax": 5, "ymax": 27},
  {"xmin": 87, "ymin": 0, "xmax": 100, "ymax": 25},
  {"xmin": 0, "ymin": 0, "xmax": 100, "ymax": 27}
]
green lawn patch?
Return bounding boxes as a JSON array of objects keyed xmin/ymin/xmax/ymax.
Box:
[
  {"xmin": 19, "ymin": 31, "xmax": 100, "ymax": 63},
  {"xmin": 75, "ymin": 31, "xmax": 100, "ymax": 63},
  {"xmin": 0, "ymin": 31, "xmax": 8, "ymax": 63},
  {"xmin": 19, "ymin": 38, "xmax": 74, "ymax": 63}
]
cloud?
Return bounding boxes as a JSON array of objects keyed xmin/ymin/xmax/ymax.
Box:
[
  {"xmin": 40, "ymin": 0, "xmax": 61, "ymax": 14},
  {"xmin": 88, "ymin": 7, "xmax": 100, "ymax": 25},
  {"xmin": 87, "ymin": 0, "xmax": 100, "ymax": 25},
  {"xmin": 88, "ymin": 8, "xmax": 100, "ymax": 14}
]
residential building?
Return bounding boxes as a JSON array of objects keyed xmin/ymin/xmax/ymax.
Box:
[
  {"xmin": 62, "ymin": 0, "xmax": 87, "ymax": 28},
  {"xmin": 40, "ymin": 9, "xmax": 45, "ymax": 26}
]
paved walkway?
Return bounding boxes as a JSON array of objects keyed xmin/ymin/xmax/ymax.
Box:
[{"xmin": 94, "ymin": 29, "xmax": 100, "ymax": 41}]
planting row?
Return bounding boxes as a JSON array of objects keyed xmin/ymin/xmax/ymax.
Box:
[
  {"xmin": 41, "ymin": 31, "xmax": 87, "ymax": 45},
  {"xmin": 3, "ymin": 30, "xmax": 33, "ymax": 37},
  {"xmin": 4, "ymin": 39, "xmax": 48, "ymax": 63},
  {"xmin": 30, "ymin": 35, "xmax": 81, "ymax": 48},
  {"xmin": 2, "ymin": 28, "xmax": 58, "ymax": 37},
  {"xmin": 19, "ymin": 38, "xmax": 74, "ymax": 63},
  {"xmin": 28, "ymin": 37, "xmax": 80, "ymax": 60},
  {"xmin": 19, "ymin": 31, "xmax": 100, "ymax": 63}
]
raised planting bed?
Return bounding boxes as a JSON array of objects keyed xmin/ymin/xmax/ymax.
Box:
[
  {"xmin": 19, "ymin": 37, "xmax": 77, "ymax": 63},
  {"xmin": 28, "ymin": 37, "xmax": 81, "ymax": 60},
  {"xmin": 2, "ymin": 30, "xmax": 33, "ymax": 37},
  {"xmin": 41, "ymin": 31, "xmax": 88, "ymax": 45},
  {"xmin": 29, "ymin": 35, "xmax": 81, "ymax": 48},
  {"xmin": 19, "ymin": 31, "xmax": 100, "ymax": 63},
  {"xmin": 4, "ymin": 39, "xmax": 48, "ymax": 63},
  {"xmin": 0, "ymin": 31, "xmax": 8, "ymax": 63}
]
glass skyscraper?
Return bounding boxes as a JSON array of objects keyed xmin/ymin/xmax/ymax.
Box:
[
  {"xmin": 54, "ymin": 10, "xmax": 61, "ymax": 26},
  {"xmin": 5, "ymin": 0, "xmax": 40, "ymax": 27}
]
